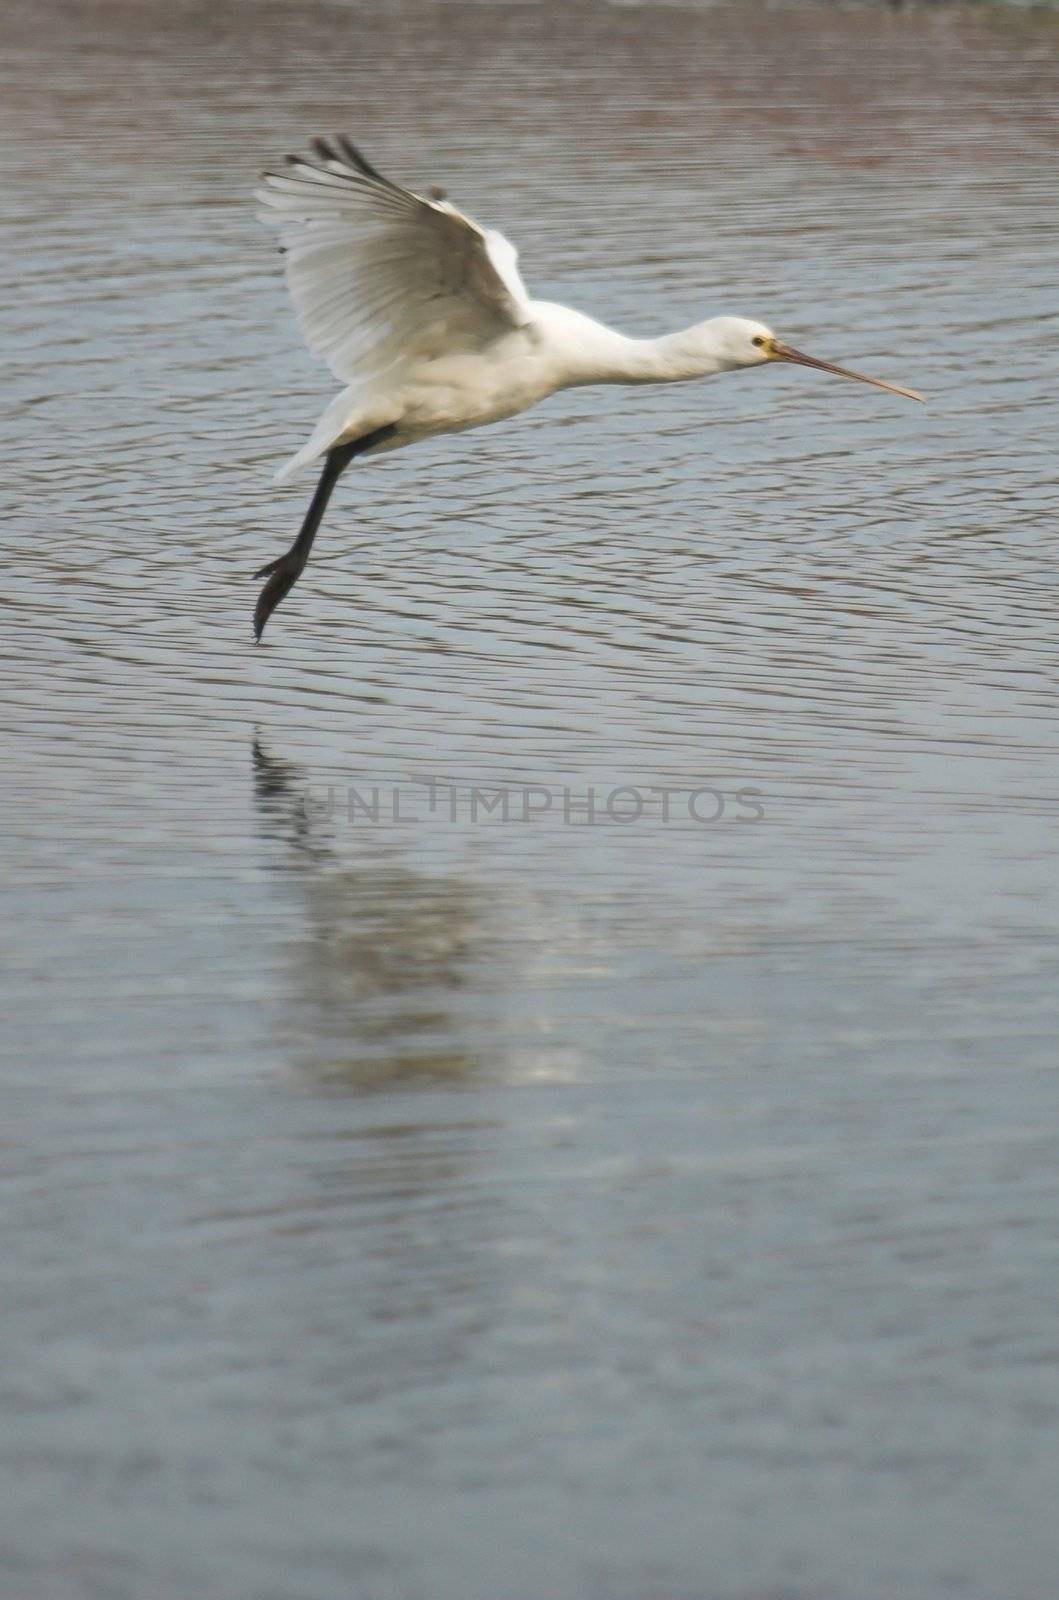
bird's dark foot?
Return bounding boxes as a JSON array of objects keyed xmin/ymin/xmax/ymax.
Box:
[{"xmin": 252, "ymin": 550, "xmax": 306, "ymax": 642}]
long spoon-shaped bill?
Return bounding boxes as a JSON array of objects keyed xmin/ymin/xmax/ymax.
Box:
[{"xmin": 771, "ymin": 340, "xmax": 924, "ymax": 403}]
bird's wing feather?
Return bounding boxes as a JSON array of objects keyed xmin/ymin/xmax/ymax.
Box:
[{"xmin": 257, "ymin": 137, "xmax": 532, "ymax": 383}]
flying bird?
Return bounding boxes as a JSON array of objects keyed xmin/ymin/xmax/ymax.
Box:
[{"xmin": 252, "ymin": 138, "xmax": 922, "ymax": 641}]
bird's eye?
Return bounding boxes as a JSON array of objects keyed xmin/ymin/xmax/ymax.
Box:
[{"xmin": 751, "ymin": 336, "xmax": 766, "ymax": 348}]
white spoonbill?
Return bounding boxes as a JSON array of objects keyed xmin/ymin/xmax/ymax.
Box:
[{"xmin": 252, "ymin": 137, "xmax": 923, "ymax": 640}]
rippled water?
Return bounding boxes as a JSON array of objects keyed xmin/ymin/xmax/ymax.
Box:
[{"xmin": 3, "ymin": 2, "xmax": 1059, "ymax": 1596}]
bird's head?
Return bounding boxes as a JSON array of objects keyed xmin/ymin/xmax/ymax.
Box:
[{"xmin": 704, "ymin": 316, "xmax": 923, "ymax": 401}]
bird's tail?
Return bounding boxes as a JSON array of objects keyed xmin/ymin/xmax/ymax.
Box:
[
  {"xmin": 273, "ymin": 442, "xmax": 320, "ymax": 484},
  {"xmin": 273, "ymin": 385, "xmax": 394, "ymax": 484}
]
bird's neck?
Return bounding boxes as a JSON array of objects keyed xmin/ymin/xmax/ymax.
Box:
[
  {"xmin": 541, "ymin": 308, "xmax": 733, "ymax": 387},
  {"xmin": 530, "ymin": 305, "xmax": 741, "ymax": 390},
  {"xmin": 603, "ymin": 325, "xmax": 733, "ymax": 385}
]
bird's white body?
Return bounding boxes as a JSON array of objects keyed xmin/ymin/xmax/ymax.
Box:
[
  {"xmin": 251, "ymin": 138, "xmax": 920, "ymax": 638},
  {"xmin": 277, "ymin": 301, "xmax": 762, "ymax": 483}
]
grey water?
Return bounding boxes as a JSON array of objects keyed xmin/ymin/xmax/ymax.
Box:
[{"xmin": 3, "ymin": 2, "xmax": 1059, "ymax": 1597}]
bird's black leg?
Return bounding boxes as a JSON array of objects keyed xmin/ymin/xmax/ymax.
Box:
[{"xmin": 252, "ymin": 423, "xmax": 397, "ymax": 642}]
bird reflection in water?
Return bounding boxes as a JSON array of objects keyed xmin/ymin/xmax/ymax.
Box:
[{"xmin": 251, "ymin": 736, "xmax": 483, "ymax": 1086}]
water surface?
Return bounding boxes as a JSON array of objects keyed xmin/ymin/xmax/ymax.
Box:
[{"xmin": 3, "ymin": 3, "xmax": 1059, "ymax": 1596}]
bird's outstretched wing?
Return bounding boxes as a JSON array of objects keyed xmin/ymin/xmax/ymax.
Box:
[{"xmin": 257, "ymin": 137, "xmax": 533, "ymax": 384}]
